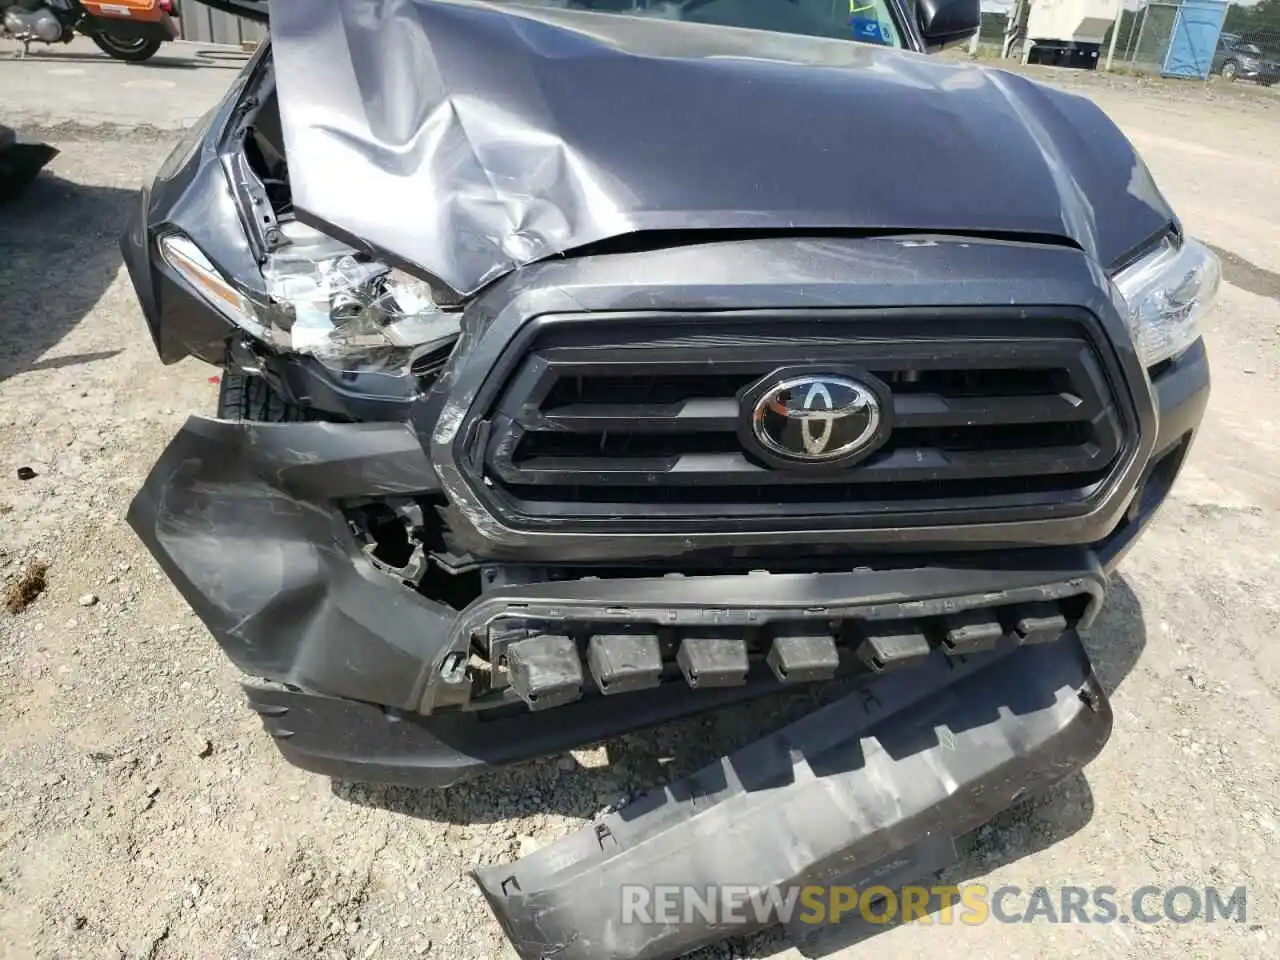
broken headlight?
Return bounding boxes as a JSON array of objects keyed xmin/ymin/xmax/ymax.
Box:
[
  {"xmin": 159, "ymin": 223, "xmax": 459, "ymax": 375},
  {"xmin": 1113, "ymin": 235, "xmax": 1219, "ymax": 369}
]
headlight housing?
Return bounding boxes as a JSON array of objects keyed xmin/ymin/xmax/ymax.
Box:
[
  {"xmin": 1113, "ymin": 235, "xmax": 1219, "ymax": 368},
  {"xmin": 158, "ymin": 222, "xmax": 459, "ymax": 376}
]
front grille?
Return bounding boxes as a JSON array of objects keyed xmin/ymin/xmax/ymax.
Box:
[{"xmin": 464, "ymin": 309, "xmax": 1135, "ymax": 531}]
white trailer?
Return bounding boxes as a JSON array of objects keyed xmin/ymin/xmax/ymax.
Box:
[{"xmin": 1023, "ymin": 0, "xmax": 1122, "ymax": 68}]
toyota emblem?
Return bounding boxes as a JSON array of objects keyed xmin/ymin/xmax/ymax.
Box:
[{"xmin": 741, "ymin": 371, "xmax": 890, "ymax": 467}]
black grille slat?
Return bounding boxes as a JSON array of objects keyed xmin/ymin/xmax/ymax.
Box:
[
  {"xmin": 495, "ymin": 445, "xmax": 1109, "ymax": 487},
  {"xmin": 529, "ymin": 392, "xmax": 1091, "ymax": 434},
  {"xmin": 522, "ymin": 341, "xmax": 1090, "ymax": 380},
  {"xmin": 496, "ymin": 482, "xmax": 1108, "ymax": 516},
  {"xmin": 528, "ymin": 398, "xmax": 740, "ymax": 434},
  {"xmin": 891, "ymin": 392, "xmax": 1088, "ymax": 427},
  {"xmin": 468, "ymin": 310, "xmax": 1135, "ymax": 530}
]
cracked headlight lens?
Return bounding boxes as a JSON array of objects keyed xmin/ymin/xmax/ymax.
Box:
[
  {"xmin": 159, "ymin": 225, "xmax": 459, "ymax": 375},
  {"xmin": 1113, "ymin": 235, "xmax": 1220, "ymax": 368}
]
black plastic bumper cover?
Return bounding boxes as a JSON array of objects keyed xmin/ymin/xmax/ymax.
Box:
[
  {"xmin": 473, "ymin": 633, "xmax": 1112, "ymax": 960},
  {"xmin": 131, "ymin": 415, "xmax": 1112, "ymax": 728}
]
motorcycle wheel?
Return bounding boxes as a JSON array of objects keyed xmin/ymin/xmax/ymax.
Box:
[{"xmin": 91, "ymin": 34, "xmax": 163, "ymax": 62}]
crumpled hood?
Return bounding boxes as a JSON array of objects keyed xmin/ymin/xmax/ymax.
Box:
[{"xmin": 269, "ymin": 0, "xmax": 1174, "ymax": 298}]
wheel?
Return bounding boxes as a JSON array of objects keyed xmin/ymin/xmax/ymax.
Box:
[
  {"xmin": 216, "ymin": 371, "xmax": 314, "ymax": 422},
  {"xmin": 1222, "ymin": 60, "xmax": 1238, "ymax": 82},
  {"xmin": 90, "ymin": 34, "xmax": 163, "ymax": 62},
  {"xmin": 1260, "ymin": 79, "xmax": 1275, "ymax": 88}
]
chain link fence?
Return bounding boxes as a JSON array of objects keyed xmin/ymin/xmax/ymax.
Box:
[
  {"xmin": 1127, "ymin": 1, "xmax": 1195, "ymax": 76},
  {"xmin": 1122, "ymin": 0, "xmax": 1277, "ymax": 79},
  {"xmin": 974, "ymin": 0, "xmax": 1279, "ymax": 83}
]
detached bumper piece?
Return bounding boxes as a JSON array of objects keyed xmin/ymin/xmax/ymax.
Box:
[{"xmin": 474, "ymin": 633, "xmax": 1112, "ymax": 960}]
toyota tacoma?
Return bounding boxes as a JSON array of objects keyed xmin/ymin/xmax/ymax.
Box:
[{"xmin": 121, "ymin": 0, "xmax": 1217, "ymax": 957}]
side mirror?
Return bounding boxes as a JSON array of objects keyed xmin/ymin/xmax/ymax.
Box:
[{"xmin": 915, "ymin": 0, "xmax": 981, "ymax": 51}]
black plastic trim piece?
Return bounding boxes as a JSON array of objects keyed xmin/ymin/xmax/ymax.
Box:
[
  {"xmin": 473, "ymin": 633, "xmax": 1112, "ymax": 960},
  {"xmin": 1095, "ymin": 336, "xmax": 1209, "ymax": 573},
  {"xmin": 416, "ymin": 555, "xmax": 1106, "ymax": 713},
  {"xmin": 243, "ymin": 671, "xmax": 812, "ymax": 789}
]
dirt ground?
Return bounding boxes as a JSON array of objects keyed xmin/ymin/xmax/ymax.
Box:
[{"xmin": 1, "ymin": 42, "xmax": 1279, "ymax": 960}]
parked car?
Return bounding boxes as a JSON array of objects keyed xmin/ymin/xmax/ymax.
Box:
[
  {"xmin": 1212, "ymin": 34, "xmax": 1279, "ymax": 85},
  {"xmin": 120, "ymin": 1, "xmax": 1218, "ymax": 958}
]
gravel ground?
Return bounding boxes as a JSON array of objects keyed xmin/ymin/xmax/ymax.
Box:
[{"xmin": 1, "ymin": 45, "xmax": 1279, "ymax": 960}]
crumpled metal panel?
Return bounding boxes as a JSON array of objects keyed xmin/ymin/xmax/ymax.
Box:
[{"xmin": 267, "ymin": 0, "xmax": 1173, "ymax": 297}]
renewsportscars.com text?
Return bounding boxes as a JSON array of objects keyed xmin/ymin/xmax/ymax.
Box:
[{"xmin": 620, "ymin": 883, "xmax": 1248, "ymax": 927}]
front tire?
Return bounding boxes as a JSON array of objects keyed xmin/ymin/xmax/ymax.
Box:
[
  {"xmin": 1222, "ymin": 60, "xmax": 1239, "ymax": 82},
  {"xmin": 217, "ymin": 371, "xmax": 314, "ymax": 423},
  {"xmin": 90, "ymin": 34, "xmax": 163, "ymax": 62}
]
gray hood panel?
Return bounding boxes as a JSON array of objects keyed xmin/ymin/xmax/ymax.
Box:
[{"xmin": 269, "ymin": 0, "xmax": 1174, "ymax": 297}]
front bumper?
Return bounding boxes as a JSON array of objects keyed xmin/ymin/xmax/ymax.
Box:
[
  {"xmin": 474, "ymin": 631, "xmax": 1112, "ymax": 960},
  {"xmin": 126, "ymin": 337, "xmax": 1207, "ymax": 787},
  {"xmin": 1236, "ymin": 63, "xmax": 1279, "ymax": 82}
]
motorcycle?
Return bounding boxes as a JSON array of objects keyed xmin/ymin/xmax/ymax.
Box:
[{"xmin": 3, "ymin": 0, "xmax": 179, "ymax": 62}]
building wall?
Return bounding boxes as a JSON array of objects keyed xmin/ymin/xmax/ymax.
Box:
[{"xmin": 177, "ymin": 1, "xmax": 267, "ymax": 46}]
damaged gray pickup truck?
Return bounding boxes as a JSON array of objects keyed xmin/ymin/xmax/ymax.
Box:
[{"xmin": 121, "ymin": 0, "xmax": 1218, "ymax": 957}]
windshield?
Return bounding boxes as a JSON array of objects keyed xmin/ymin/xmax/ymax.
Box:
[
  {"xmin": 491, "ymin": 0, "xmax": 905, "ymax": 48},
  {"xmin": 1238, "ymin": 42, "xmax": 1264, "ymax": 56}
]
